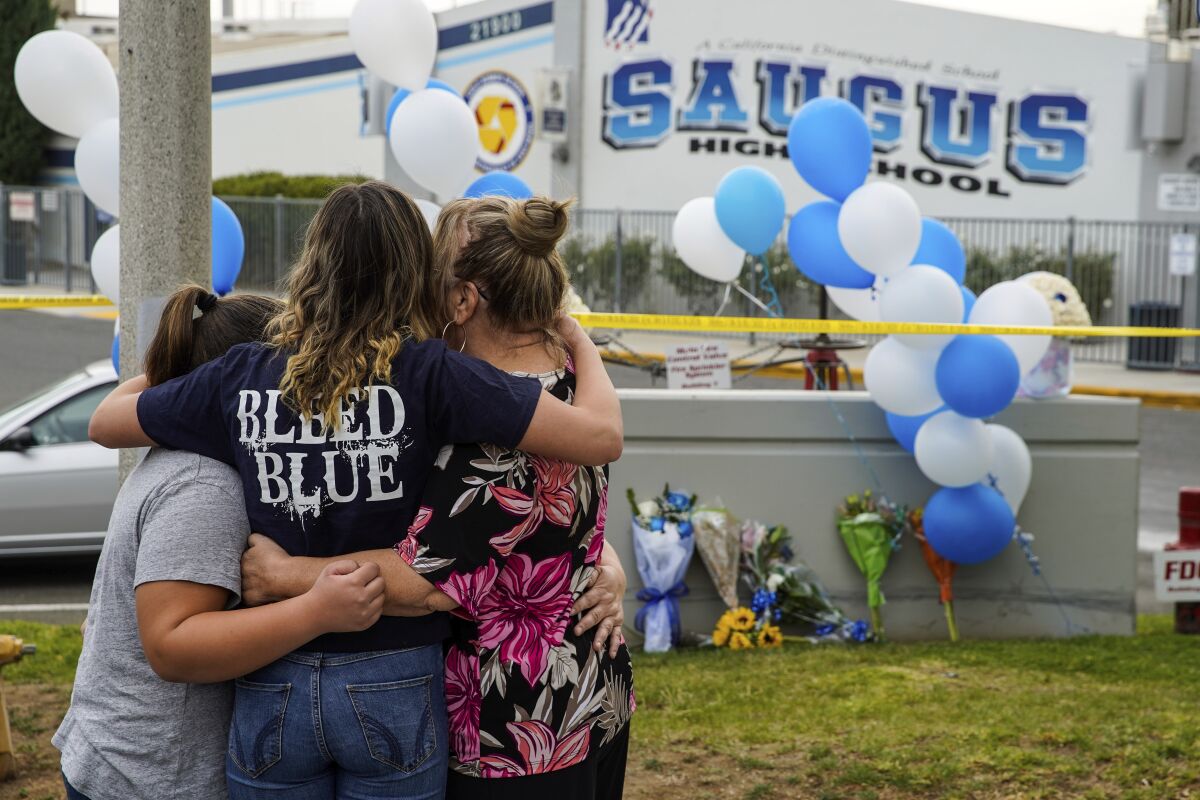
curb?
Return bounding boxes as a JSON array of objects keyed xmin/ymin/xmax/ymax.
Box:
[{"xmin": 601, "ymin": 349, "xmax": 1200, "ymax": 410}]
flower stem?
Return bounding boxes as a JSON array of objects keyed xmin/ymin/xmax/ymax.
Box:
[
  {"xmin": 870, "ymin": 606, "xmax": 884, "ymax": 642},
  {"xmin": 944, "ymin": 600, "xmax": 960, "ymax": 643}
]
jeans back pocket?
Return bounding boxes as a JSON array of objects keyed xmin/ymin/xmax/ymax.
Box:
[
  {"xmin": 346, "ymin": 675, "xmax": 435, "ymax": 773},
  {"xmin": 229, "ymin": 679, "xmax": 291, "ymax": 778}
]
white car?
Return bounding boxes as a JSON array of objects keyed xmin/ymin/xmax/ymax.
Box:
[{"xmin": 0, "ymin": 361, "xmax": 118, "ymax": 557}]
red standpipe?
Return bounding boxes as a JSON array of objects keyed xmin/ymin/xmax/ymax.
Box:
[{"xmin": 1168, "ymin": 488, "xmax": 1200, "ymax": 633}]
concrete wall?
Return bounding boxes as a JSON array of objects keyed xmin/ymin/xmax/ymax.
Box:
[{"xmin": 607, "ymin": 390, "xmax": 1140, "ymax": 641}]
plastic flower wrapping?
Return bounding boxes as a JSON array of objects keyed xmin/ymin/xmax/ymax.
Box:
[
  {"xmin": 836, "ymin": 490, "xmax": 909, "ymax": 641},
  {"xmin": 627, "ymin": 485, "xmax": 696, "ymax": 652},
  {"xmin": 1019, "ymin": 271, "xmax": 1088, "ymax": 399}
]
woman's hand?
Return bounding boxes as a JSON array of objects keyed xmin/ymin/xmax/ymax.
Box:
[
  {"xmin": 302, "ymin": 560, "xmax": 385, "ymax": 633},
  {"xmin": 241, "ymin": 533, "xmax": 302, "ymax": 606},
  {"xmin": 572, "ymin": 559, "xmax": 627, "ymax": 658}
]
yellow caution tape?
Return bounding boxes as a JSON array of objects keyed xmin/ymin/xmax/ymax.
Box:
[
  {"xmin": 5, "ymin": 296, "xmax": 1199, "ymax": 339},
  {"xmin": 575, "ymin": 312, "xmax": 1200, "ymax": 339},
  {"xmin": 0, "ymin": 295, "xmax": 115, "ymax": 309}
]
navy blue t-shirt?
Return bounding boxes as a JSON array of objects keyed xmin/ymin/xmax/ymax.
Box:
[{"xmin": 136, "ymin": 339, "xmax": 542, "ymax": 652}]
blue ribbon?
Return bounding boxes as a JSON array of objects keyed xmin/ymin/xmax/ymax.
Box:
[{"xmin": 634, "ymin": 581, "xmax": 689, "ymax": 644}]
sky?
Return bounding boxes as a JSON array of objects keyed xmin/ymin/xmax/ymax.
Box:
[{"xmin": 74, "ymin": 0, "xmax": 1159, "ymax": 38}]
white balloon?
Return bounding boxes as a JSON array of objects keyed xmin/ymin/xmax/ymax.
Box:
[
  {"xmin": 14, "ymin": 31, "xmax": 118, "ymax": 138},
  {"xmin": 671, "ymin": 198, "xmax": 745, "ymax": 283},
  {"xmin": 879, "ymin": 265, "xmax": 964, "ymax": 350},
  {"xmin": 389, "ymin": 89, "xmax": 480, "ymax": 199},
  {"xmin": 828, "ymin": 277, "xmax": 885, "ymax": 321},
  {"xmin": 969, "ymin": 281, "xmax": 1053, "ymax": 374},
  {"xmin": 414, "ymin": 198, "xmax": 441, "ymax": 232},
  {"xmin": 90, "ymin": 226, "xmax": 120, "ymax": 305},
  {"xmin": 349, "ymin": 0, "xmax": 437, "ymax": 90},
  {"xmin": 837, "ymin": 182, "xmax": 922, "ymax": 278},
  {"xmin": 75, "ymin": 118, "xmax": 120, "ymax": 216},
  {"xmin": 986, "ymin": 425, "xmax": 1032, "ymax": 513},
  {"xmin": 863, "ymin": 336, "xmax": 943, "ymax": 416},
  {"xmin": 915, "ymin": 411, "xmax": 994, "ymax": 487}
]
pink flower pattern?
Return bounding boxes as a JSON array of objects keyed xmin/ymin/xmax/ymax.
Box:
[{"xmin": 396, "ymin": 371, "xmax": 632, "ymax": 779}]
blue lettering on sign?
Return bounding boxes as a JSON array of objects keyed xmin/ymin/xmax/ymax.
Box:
[
  {"xmin": 1006, "ymin": 93, "xmax": 1089, "ymax": 185},
  {"xmin": 756, "ymin": 61, "xmax": 826, "ymax": 136},
  {"xmin": 678, "ymin": 59, "xmax": 749, "ymax": 132},
  {"xmin": 603, "ymin": 58, "xmax": 673, "ymax": 149},
  {"xmin": 846, "ymin": 75, "xmax": 904, "ymax": 152},
  {"xmin": 918, "ymin": 84, "xmax": 997, "ymax": 168}
]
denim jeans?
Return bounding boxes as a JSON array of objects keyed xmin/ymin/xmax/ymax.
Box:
[
  {"xmin": 63, "ymin": 773, "xmax": 93, "ymax": 800},
  {"xmin": 225, "ymin": 645, "xmax": 448, "ymax": 800}
]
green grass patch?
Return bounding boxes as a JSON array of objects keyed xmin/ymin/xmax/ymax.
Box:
[{"xmin": 3, "ymin": 616, "xmax": 1199, "ymax": 799}]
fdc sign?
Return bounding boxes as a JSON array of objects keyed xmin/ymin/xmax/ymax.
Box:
[{"xmin": 1154, "ymin": 551, "xmax": 1200, "ymax": 602}]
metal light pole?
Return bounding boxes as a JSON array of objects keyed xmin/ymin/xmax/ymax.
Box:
[{"xmin": 118, "ymin": 0, "xmax": 212, "ymax": 478}]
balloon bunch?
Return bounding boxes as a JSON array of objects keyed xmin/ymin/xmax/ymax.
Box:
[
  {"xmin": 14, "ymin": 31, "xmax": 247, "ymax": 371},
  {"xmin": 785, "ymin": 99, "xmax": 1049, "ymax": 566},
  {"xmin": 352, "ymin": 0, "xmax": 533, "ymax": 220},
  {"xmin": 673, "ymin": 166, "xmax": 787, "ymax": 306}
]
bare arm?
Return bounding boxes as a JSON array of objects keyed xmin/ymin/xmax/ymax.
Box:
[
  {"xmin": 240, "ymin": 534, "xmax": 455, "ymax": 617},
  {"xmin": 518, "ymin": 318, "xmax": 623, "ymax": 466},
  {"xmin": 136, "ymin": 560, "xmax": 384, "ymax": 684},
  {"xmin": 89, "ymin": 374, "xmax": 156, "ymax": 448},
  {"xmin": 571, "ymin": 540, "xmax": 628, "ymax": 658}
]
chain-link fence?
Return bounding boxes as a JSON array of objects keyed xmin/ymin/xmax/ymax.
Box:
[{"xmin": 3, "ymin": 184, "xmax": 1198, "ymax": 368}]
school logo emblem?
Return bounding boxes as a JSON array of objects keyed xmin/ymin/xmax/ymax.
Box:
[
  {"xmin": 464, "ymin": 71, "xmax": 534, "ymax": 172},
  {"xmin": 605, "ymin": 0, "xmax": 651, "ymax": 49}
]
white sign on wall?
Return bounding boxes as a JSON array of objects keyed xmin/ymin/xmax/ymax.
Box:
[
  {"xmin": 8, "ymin": 192, "xmax": 36, "ymax": 223},
  {"xmin": 1158, "ymin": 174, "xmax": 1200, "ymax": 213},
  {"xmin": 666, "ymin": 342, "xmax": 732, "ymax": 390},
  {"xmin": 1169, "ymin": 233, "xmax": 1198, "ymax": 277},
  {"xmin": 1154, "ymin": 550, "xmax": 1200, "ymax": 602}
]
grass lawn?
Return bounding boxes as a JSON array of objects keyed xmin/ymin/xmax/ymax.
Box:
[{"xmin": 1, "ymin": 617, "xmax": 1198, "ymax": 799}]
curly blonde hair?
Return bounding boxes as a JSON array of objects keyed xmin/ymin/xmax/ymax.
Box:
[{"xmin": 267, "ymin": 181, "xmax": 440, "ymax": 427}]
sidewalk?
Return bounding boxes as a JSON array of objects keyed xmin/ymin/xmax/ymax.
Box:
[{"xmin": 601, "ymin": 330, "xmax": 1200, "ymax": 409}]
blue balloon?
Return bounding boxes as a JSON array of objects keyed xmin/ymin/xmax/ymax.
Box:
[
  {"xmin": 714, "ymin": 166, "xmax": 786, "ymax": 255},
  {"xmin": 786, "ymin": 201, "xmax": 875, "ymax": 289},
  {"xmin": 924, "ymin": 483, "xmax": 1015, "ymax": 564},
  {"xmin": 385, "ymin": 79, "xmax": 459, "ymax": 136},
  {"xmin": 912, "ymin": 218, "xmax": 966, "ymax": 284},
  {"xmin": 885, "ymin": 406, "xmax": 945, "ymax": 454},
  {"xmin": 960, "ymin": 286, "xmax": 976, "ymax": 322},
  {"xmin": 463, "ymin": 171, "xmax": 534, "ymax": 200},
  {"xmin": 786, "ymin": 97, "xmax": 873, "ymax": 202},
  {"xmin": 111, "ymin": 333, "xmax": 119, "ymax": 374},
  {"xmin": 211, "ymin": 197, "xmax": 244, "ymax": 296},
  {"xmin": 935, "ymin": 335, "xmax": 1020, "ymax": 419}
]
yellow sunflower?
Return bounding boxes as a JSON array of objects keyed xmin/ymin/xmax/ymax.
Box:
[
  {"xmin": 729, "ymin": 631, "xmax": 753, "ymax": 650},
  {"xmin": 758, "ymin": 624, "xmax": 784, "ymax": 648},
  {"xmin": 730, "ymin": 607, "xmax": 756, "ymax": 632},
  {"xmin": 712, "ymin": 625, "xmax": 731, "ymax": 647}
]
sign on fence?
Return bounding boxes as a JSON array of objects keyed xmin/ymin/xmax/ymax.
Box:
[
  {"xmin": 1170, "ymin": 233, "xmax": 1198, "ymax": 277},
  {"xmin": 8, "ymin": 192, "xmax": 36, "ymax": 223},
  {"xmin": 1154, "ymin": 550, "xmax": 1200, "ymax": 602},
  {"xmin": 667, "ymin": 342, "xmax": 732, "ymax": 390}
]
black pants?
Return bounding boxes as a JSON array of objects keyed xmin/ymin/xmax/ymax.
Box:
[{"xmin": 447, "ymin": 724, "xmax": 630, "ymax": 800}]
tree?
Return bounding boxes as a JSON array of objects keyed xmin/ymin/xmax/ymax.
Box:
[{"xmin": 0, "ymin": 0, "xmax": 57, "ymax": 184}]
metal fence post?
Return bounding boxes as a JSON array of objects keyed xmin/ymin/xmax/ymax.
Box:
[
  {"xmin": 0, "ymin": 184, "xmax": 7, "ymax": 285},
  {"xmin": 1065, "ymin": 215, "xmax": 1076, "ymax": 282},
  {"xmin": 273, "ymin": 194, "xmax": 285, "ymax": 285},
  {"xmin": 64, "ymin": 194, "xmax": 73, "ymax": 293},
  {"xmin": 613, "ymin": 208, "xmax": 624, "ymax": 313}
]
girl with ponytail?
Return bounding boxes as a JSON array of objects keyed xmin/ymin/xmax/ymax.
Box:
[
  {"xmin": 57, "ymin": 286, "xmax": 386, "ymax": 800},
  {"xmin": 87, "ymin": 181, "xmax": 623, "ymax": 797}
]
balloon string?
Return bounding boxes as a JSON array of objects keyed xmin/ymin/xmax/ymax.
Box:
[
  {"xmin": 713, "ymin": 283, "xmax": 733, "ymax": 317},
  {"xmin": 732, "ymin": 282, "xmax": 777, "ymax": 317}
]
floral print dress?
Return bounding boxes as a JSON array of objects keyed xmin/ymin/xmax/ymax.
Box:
[{"xmin": 396, "ymin": 364, "xmax": 635, "ymax": 779}]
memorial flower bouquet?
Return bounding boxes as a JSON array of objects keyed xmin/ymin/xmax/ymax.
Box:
[
  {"xmin": 836, "ymin": 490, "xmax": 908, "ymax": 641},
  {"xmin": 627, "ymin": 484, "xmax": 696, "ymax": 652}
]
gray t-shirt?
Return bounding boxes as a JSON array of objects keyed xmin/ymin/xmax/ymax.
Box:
[{"xmin": 53, "ymin": 449, "xmax": 249, "ymax": 800}]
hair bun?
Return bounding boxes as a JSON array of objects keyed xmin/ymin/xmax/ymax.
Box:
[{"xmin": 510, "ymin": 197, "xmax": 571, "ymax": 257}]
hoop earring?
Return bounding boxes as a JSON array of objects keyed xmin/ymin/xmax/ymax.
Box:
[{"xmin": 441, "ymin": 321, "xmax": 466, "ymax": 353}]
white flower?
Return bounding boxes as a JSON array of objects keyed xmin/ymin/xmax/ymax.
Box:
[
  {"xmin": 767, "ymin": 573, "xmax": 785, "ymax": 592},
  {"xmin": 663, "ymin": 521, "xmax": 679, "ymax": 538},
  {"xmin": 637, "ymin": 500, "xmax": 658, "ymax": 521}
]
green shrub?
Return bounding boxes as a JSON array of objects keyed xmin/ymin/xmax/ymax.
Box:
[
  {"xmin": 964, "ymin": 245, "xmax": 1115, "ymax": 323},
  {"xmin": 0, "ymin": 0, "xmax": 56, "ymax": 184},
  {"xmin": 561, "ymin": 234, "xmax": 652, "ymax": 311},
  {"xmin": 212, "ymin": 171, "xmax": 373, "ymax": 199}
]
